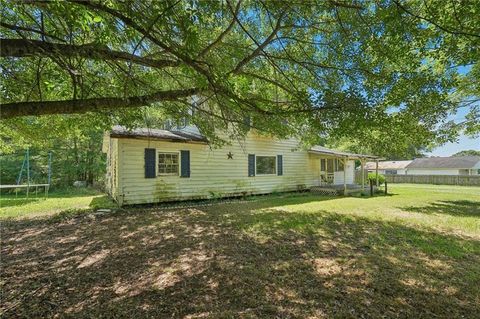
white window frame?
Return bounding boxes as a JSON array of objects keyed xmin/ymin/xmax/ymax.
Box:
[
  {"xmin": 157, "ymin": 151, "xmax": 180, "ymax": 176},
  {"xmin": 255, "ymin": 155, "xmax": 277, "ymax": 176}
]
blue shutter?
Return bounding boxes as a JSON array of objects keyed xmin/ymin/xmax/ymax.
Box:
[
  {"xmin": 248, "ymin": 154, "xmax": 255, "ymax": 177},
  {"xmin": 180, "ymin": 150, "xmax": 190, "ymax": 177},
  {"xmin": 243, "ymin": 116, "xmax": 251, "ymax": 131},
  {"xmin": 277, "ymin": 155, "xmax": 283, "ymax": 176},
  {"xmin": 144, "ymin": 148, "xmax": 156, "ymax": 178}
]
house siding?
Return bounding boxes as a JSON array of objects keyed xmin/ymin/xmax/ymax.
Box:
[
  {"xmin": 105, "ymin": 138, "xmax": 119, "ymax": 199},
  {"xmin": 333, "ymin": 161, "xmax": 355, "ymax": 185},
  {"xmin": 106, "ymin": 132, "xmax": 356, "ymax": 205}
]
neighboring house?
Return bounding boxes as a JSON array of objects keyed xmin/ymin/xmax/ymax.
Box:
[
  {"xmin": 364, "ymin": 160, "xmax": 412, "ymax": 175},
  {"xmin": 102, "ymin": 125, "xmax": 378, "ymax": 205},
  {"xmin": 405, "ymin": 156, "xmax": 480, "ymax": 176}
]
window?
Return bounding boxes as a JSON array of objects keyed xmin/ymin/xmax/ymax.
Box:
[
  {"xmin": 256, "ymin": 156, "xmax": 276, "ymax": 175},
  {"xmin": 176, "ymin": 117, "xmax": 188, "ymax": 129},
  {"xmin": 321, "ymin": 159, "xmax": 326, "ymax": 171},
  {"xmin": 385, "ymin": 170, "xmax": 397, "ymax": 175},
  {"xmin": 162, "ymin": 119, "xmax": 173, "ymax": 130},
  {"xmin": 158, "ymin": 152, "xmax": 179, "ymax": 175},
  {"xmin": 336, "ymin": 159, "xmax": 344, "ymax": 172}
]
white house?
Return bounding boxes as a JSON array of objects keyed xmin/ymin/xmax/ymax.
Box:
[
  {"xmin": 405, "ymin": 157, "xmax": 480, "ymax": 176},
  {"xmin": 364, "ymin": 160, "xmax": 412, "ymax": 175},
  {"xmin": 102, "ymin": 125, "xmax": 379, "ymax": 205}
]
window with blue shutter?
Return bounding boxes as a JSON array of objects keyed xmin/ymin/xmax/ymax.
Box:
[
  {"xmin": 248, "ymin": 154, "xmax": 255, "ymax": 177},
  {"xmin": 144, "ymin": 148, "xmax": 156, "ymax": 178},
  {"xmin": 180, "ymin": 150, "xmax": 190, "ymax": 177},
  {"xmin": 277, "ymin": 155, "xmax": 283, "ymax": 176}
]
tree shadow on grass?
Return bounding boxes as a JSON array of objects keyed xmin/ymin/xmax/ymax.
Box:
[
  {"xmin": 402, "ymin": 200, "xmax": 480, "ymax": 218},
  {"xmin": 0, "ymin": 198, "xmax": 43, "ymax": 208},
  {"xmin": 2, "ymin": 199, "xmax": 479, "ymax": 318}
]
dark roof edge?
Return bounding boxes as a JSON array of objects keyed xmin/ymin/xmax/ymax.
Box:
[{"xmin": 109, "ymin": 132, "xmax": 208, "ymax": 144}]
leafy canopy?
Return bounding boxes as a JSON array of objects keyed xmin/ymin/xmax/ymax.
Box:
[{"xmin": 1, "ymin": 0, "xmax": 479, "ymax": 156}]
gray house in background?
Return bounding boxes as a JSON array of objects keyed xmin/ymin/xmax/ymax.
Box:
[
  {"xmin": 365, "ymin": 160, "xmax": 412, "ymax": 175},
  {"xmin": 405, "ymin": 156, "xmax": 480, "ymax": 176},
  {"xmin": 366, "ymin": 156, "xmax": 480, "ymax": 176}
]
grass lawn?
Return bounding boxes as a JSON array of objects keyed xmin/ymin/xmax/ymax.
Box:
[
  {"xmin": 1, "ymin": 184, "xmax": 479, "ymax": 318},
  {"xmin": 0, "ymin": 188, "xmax": 116, "ymax": 219}
]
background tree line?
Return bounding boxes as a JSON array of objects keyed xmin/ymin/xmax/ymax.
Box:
[{"xmin": 0, "ymin": 118, "xmax": 105, "ymax": 188}]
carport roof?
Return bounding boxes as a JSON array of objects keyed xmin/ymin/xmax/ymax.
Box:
[{"xmin": 308, "ymin": 145, "xmax": 380, "ymax": 160}]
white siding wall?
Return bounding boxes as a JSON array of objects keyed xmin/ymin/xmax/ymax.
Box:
[
  {"xmin": 105, "ymin": 138, "xmax": 119, "ymax": 198},
  {"xmin": 406, "ymin": 169, "xmax": 460, "ymax": 175},
  {"xmin": 115, "ymin": 133, "xmax": 321, "ymax": 205},
  {"xmin": 333, "ymin": 161, "xmax": 355, "ymax": 185}
]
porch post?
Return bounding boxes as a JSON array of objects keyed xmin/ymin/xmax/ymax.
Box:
[
  {"xmin": 361, "ymin": 159, "xmax": 365, "ymax": 191},
  {"xmin": 375, "ymin": 159, "xmax": 379, "ymax": 187},
  {"xmin": 343, "ymin": 157, "xmax": 347, "ymax": 196}
]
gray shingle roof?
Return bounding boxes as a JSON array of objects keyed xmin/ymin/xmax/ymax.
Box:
[
  {"xmin": 110, "ymin": 126, "xmax": 208, "ymax": 143},
  {"xmin": 406, "ymin": 156, "xmax": 480, "ymax": 169},
  {"xmin": 365, "ymin": 160, "xmax": 412, "ymax": 170}
]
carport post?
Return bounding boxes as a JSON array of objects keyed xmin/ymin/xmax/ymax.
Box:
[
  {"xmin": 361, "ymin": 159, "xmax": 365, "ymax": 192},
  {"xmin": 343, "ymin": 157, "xmax": 347, "ymax": 196}
]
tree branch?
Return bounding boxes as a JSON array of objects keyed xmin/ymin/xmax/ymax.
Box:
[
  {"xmin": 230, "ymin": 6, "xmax": 286, "ymax": 74},
  {"xmin": 0, "ymin": 88, "xmax": 203, "ymax": 119},
  {"xmin": 0, "ymin": 38, "xmax": 179, "ymax": 69},
  {"xmin": 393, "ymin": 0, "xmax": 480, "ymax": 39},
  {"xmin": 0, "ymin": 21, "xmax": 66, "ymax": 42},
  {"xmin": 69, "ymin": 0, "xmax": 216, "ymax": 86},
  {"xmin": 327, "ymin": 1, "xmax": 363, "ymax": 10},
  {"xmin": 197, "ymin": 0, "xmax": 242, "ymax": 58}
]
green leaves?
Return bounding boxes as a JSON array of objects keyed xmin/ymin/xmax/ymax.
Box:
[{"xmin": 0, "ymin": 0, "xmax": 478, "ymax": 157}]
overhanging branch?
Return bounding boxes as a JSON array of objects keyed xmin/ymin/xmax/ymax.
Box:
[
  {"xmin": 0, "ymin": 87, "xmax": 203, "ymax": 118},
  {"xmin": 0, "ymin": 38, "xmax": 179, "ymax": 69}
]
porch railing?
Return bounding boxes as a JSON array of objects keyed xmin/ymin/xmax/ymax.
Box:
[{"xmin": 320, "ymin": 173, "xmax": 334, "ymax": 184}]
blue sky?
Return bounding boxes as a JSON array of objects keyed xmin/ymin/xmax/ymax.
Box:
[
  {"xmin": 429, "ymin": 135, "xmax": 480, "ymax": 156},
  {"xmin": 428, "ymin": 106, "xmax": 479, "ymax": 157},
  {"xmin": 426, "ymin": 65, "xmax": 479, "ymax": 157}
]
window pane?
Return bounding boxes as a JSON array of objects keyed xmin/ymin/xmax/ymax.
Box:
[
  {"xmin": 327, "ymin": 159, "xmax": 334, "ymax": 173},
  {"xmin": 256, "ymin": 156, "xmax": 276, "ymax": 175},
  {"xmin": 158, "ymin": 153, "xmax": 179, "ymax": 174},
  {"xmin": 321, "ymin": 159, "xmax": 326, "ymax": 171}
]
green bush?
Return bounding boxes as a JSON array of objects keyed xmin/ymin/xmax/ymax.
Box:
[{"xmin": 368, "ymin": 172, "xmax": 385, "ymax": 186}]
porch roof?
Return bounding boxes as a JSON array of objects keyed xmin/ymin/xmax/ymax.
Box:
[{"xmin": 308, "ymin": 145, "xmax": 381, "ymax": 160}]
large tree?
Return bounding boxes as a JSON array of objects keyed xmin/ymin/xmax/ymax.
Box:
[{"xmin": 1, "ymin": 0, "xmax": 479, "ymax": 155}]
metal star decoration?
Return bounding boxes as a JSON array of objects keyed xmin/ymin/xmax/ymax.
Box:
[{"xmin": 227, "ymin": 151, "xmax": 234, "ymax": 159}]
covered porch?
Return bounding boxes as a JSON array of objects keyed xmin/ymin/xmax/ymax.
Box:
[{"xmin": 308, "ymin": 146, "xmax": 382, "ymax": 195}]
